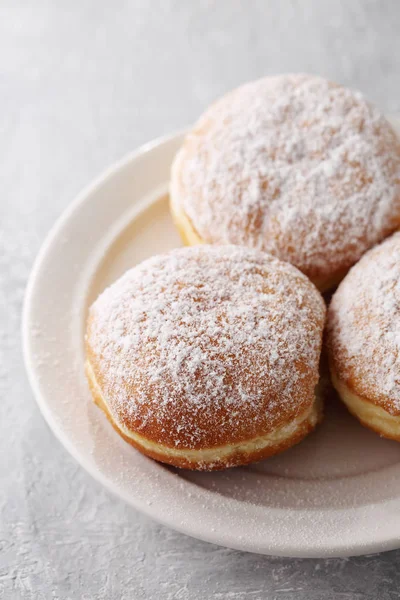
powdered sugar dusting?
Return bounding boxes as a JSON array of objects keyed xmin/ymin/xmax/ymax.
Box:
[
  {"xmin": 328, "ymin": 232, "xmax": 400, "ymax": 411},
  {"xmin": 174, "ymin": 74, "xmax": 400, "ymax": 282},
  {"xmin": 87, "ymin": 245, "xmax": 325, "ymax": 449}
]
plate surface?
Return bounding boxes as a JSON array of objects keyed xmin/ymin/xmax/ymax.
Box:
[{"xmin": 23, "ymin": 124, "xmax": 400, "ymax": 558}]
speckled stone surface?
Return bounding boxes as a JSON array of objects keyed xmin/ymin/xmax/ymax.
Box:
[{"xmin": 2, "ymin": 1, "xmax": 400, "ymax": 598}]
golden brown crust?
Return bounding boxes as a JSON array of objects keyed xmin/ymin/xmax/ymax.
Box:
[
  {"xmin": 170, "ymin": 191, "xmax": 351, "ymax": 293},
  {"xmin": 170, "ymin": 74, "xmax": 400, "ymax": 292},
  {"xmin": 85, "ymin": 246, "xmax": 326, "ymax": 460},
  {"xmin": 87, "ymin": 359, "xmax": 322, "ymax": 470},
  {"xmin": 86, "ymin": 245, "xmax": 326, "ymax": 470},
  {"xmin": 85, "ymin": 294, "xmax": 322, "ymax": 449},
  {"xmin": 327, "ymin": 233, "xmax": 400, "ymax": 418}
]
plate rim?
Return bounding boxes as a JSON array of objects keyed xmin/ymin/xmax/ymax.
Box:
[{"xmin": 22, "ymin": 127, "xmax": 400, "ymax": 559}]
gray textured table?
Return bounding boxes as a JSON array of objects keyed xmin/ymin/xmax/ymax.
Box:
[{"xmin": 2, "ymin": 1, "xmax": 400, "ymax": 598}]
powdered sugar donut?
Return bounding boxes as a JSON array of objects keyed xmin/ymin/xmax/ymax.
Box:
[
  {"xmin": 85, "ymin": 245, "xmax": 326, "ymax": 470},
  {"xmin": 170, "ymin": 74, "xmax": 400, "ymax": 291},
  {"xmin": 327, "ymin": 233, "xmax": 400, "ymax": 440}
]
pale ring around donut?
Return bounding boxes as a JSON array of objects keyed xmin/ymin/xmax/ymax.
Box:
[{"xmin": 330, "ymin": 369, "xmax": 400, "ymax": 441}]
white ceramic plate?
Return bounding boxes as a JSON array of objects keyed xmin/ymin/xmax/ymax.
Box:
[{"xmin": 23, "ymin": 123, "xmax": 400, "ymax": 558}]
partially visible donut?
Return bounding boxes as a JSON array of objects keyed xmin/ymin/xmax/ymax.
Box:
[
  {"xmin": 86, "ymin": 245, "xmax": 326, "ymax": 470},
  {"xmin": 170, "ymin": 74, "xmax": 400, "ymax": 291},
  {"xmin": 327, "ymin": 233, "xmax": 400, "ymax": 440}
]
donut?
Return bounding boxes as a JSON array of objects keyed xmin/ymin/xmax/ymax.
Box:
[
  {"xmin": 327, "ymin": 233, "xmax": 400, "ymax": 440},
  {"xmin": 85, "ymin": 245, "xmax": 326, "ymax": 470},
  {"xmin": 170, "ymin": 74, "xmax": 400, "ymax": 292}
]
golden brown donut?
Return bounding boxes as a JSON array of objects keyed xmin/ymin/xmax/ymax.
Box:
[
  {"xmin": 85, "ymin": 245, "xmax": 326, "ymax": 470},
  {"xmin": 170, "ymin": 73, "xmax": 400, "ymax": 292},
  {"xmin": 327, "ymin": 233, "xmax": 400, "ymax": 440}
]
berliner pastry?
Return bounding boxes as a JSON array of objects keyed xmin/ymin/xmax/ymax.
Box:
[
  {"xmin": 86, "ymin": 245, "xmax": 326, "ymax": 470},
  {"xmin": 327, "ymin": 233, "xmax": 400, "ymax": 440},
  {"xmin": 170, "ymin": 74, "xmax": 400, "ymax": 291}
]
